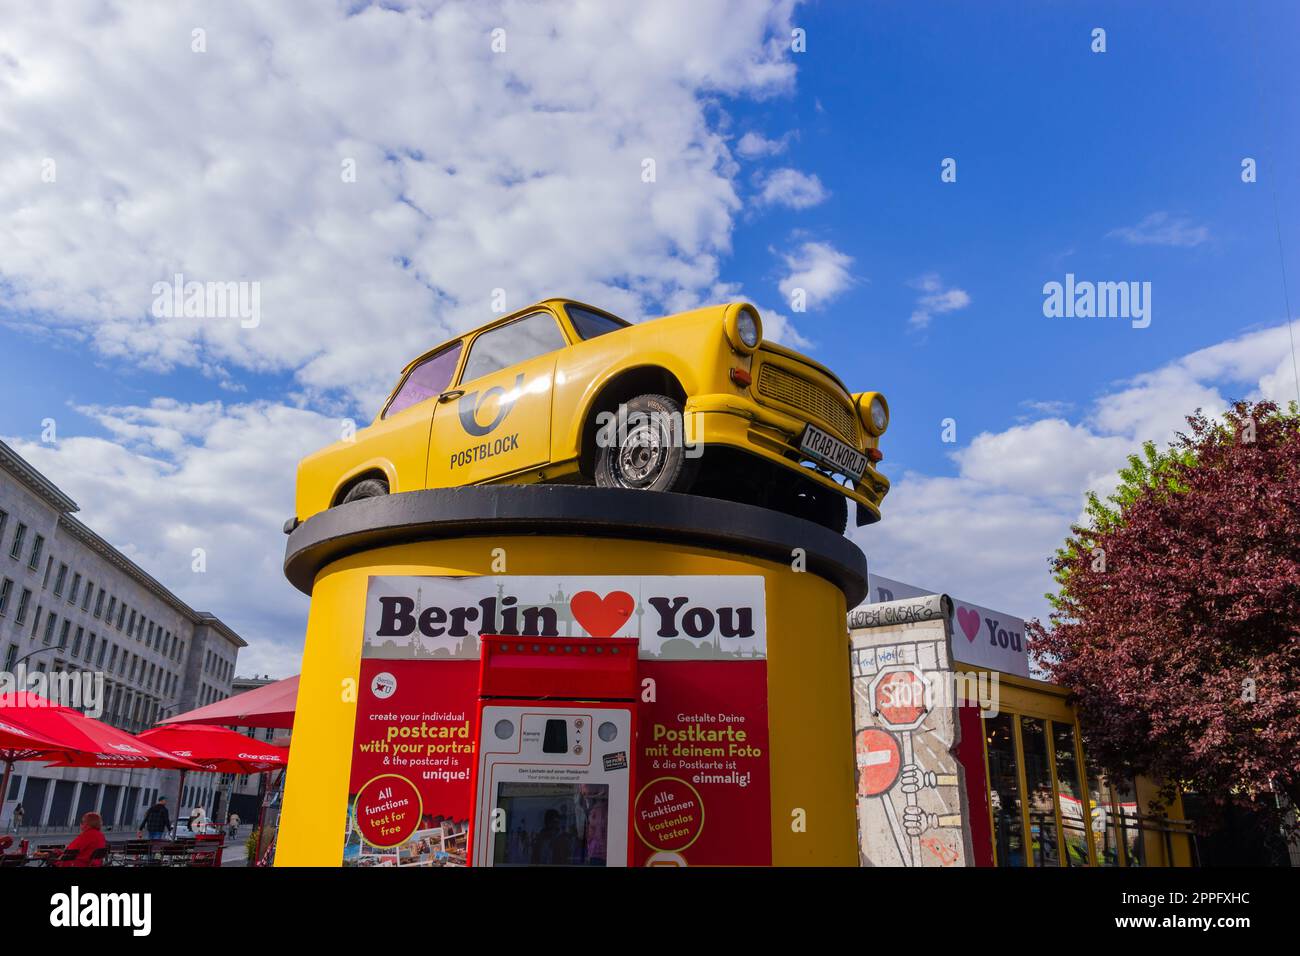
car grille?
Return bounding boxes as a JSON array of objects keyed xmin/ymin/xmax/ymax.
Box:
[{"xmin": 756, "ymin": 363, "xmax": 860, "ymax": 445}]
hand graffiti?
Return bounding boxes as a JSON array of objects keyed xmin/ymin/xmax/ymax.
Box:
[
  {"xmin": 900, "ymin": 764, "xmax": 938, "ymax": 793},
  {"xmin": 903, "ymin": 806, "xmax": 938, "ymax": 837}
]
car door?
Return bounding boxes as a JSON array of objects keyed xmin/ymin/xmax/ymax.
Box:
[
  {"xmin": 427, "ymin": 310, "xmax": 567, "ymax": 487},
  {"xmin": 355, "ymin": 339, "xmax": 464, "ymax": 493}
]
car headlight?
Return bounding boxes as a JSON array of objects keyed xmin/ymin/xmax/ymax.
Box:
[
  {"xmin": 856, "ymin": 391, "xmax": 889, "ymax": 436},
  {"xmin": 723, "ymin": 303, "xmax": 762, "ymax": 354}
]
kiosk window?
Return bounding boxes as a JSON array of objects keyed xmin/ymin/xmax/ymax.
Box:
[
  {"xmin": 1051, "ymin": 721, "xmax": 1091, "ymax": 866},
  {"xmin": 984, "ymin": 713, "xmax": 1025, "ymax": 867},
  {"xmin": 1020, "ymin": 716, "xmax": 1061, "ymax": 867},
  {"xmin": 495, "ymin": 782, "xmax": 610, "ymax": 867},
  {"xmin": 1087, "ymin": 767, "xmax": 1123, "ymax": 867}
]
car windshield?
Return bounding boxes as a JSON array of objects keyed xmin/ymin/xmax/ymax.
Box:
[{"xmin": 566, "ymin": 305, "xmax": 629, "ymax": 341}]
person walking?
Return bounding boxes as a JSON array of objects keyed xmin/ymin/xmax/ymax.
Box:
[
  {"xmin": 9, "ymin": 803, "xmax": 23, "ymax": 833},
  {"xmin": 138, "ymin": 796, "xmax": 171, "ymax": 841},
  {"xmin": 227, "ymin": 810, "xmax": 240, "ymax": 836}
]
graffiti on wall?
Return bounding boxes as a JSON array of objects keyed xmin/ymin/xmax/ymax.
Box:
[{"xmin": 850, "ymin": 595, "xmax": 971, "ymax": 867}]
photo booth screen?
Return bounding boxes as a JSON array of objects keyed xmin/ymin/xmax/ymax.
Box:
[{"xmin": 493, "ymin": 782, "xmax": 611, "ymax": 867}]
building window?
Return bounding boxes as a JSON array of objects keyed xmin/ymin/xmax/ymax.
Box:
[
  {"xmin": 30, "ymin": 535, "xmax": 45, "ymax": 570},
  {"xmin": 42, "ymin": 612, "xmax": 57, "ymax": 645},
  {"xmin": 106, "ymin": 596, "xmax": 116, "ymax": 622},
  {"xmin": 15, "ymin": 588, "xmax": 31, "ymax": 626},
  {"xmin": 82, "ymin": 580, "xmax": 93, "ymax": 611},
  {"xmin": 84, "ymin": 633, "xmax": 95, "ymax": 662},
  {"xmin": 3, "ymin": 644, "xmax": 16, "ymax": 671},
  {"xmin": 96, "ymin": 641, "xmax": 107, "ymax": 667},
  {"xmin": 108, "ymin": 646, "xmax": 117, "ymax": 670},
  {"xmin": 0, "ymin": 509, "xmax": 7, "ymax": 542},
  {"xmin": 58, "ymin": 619, "xmax": 71, "ymax": 650},
  {"xmin": 31, "ymin": 605, "xmax": 42, "ymax": 638},
  {"xmin": 68, "ymin": 573, "xmax": 80, "ymax": 605},
  {"xmin": 0, "ymin": 577, "xmax": 12, "ymax": 616},
  {"xmin": 53, "ymin": 563, "xmax": 67, "ymax": 596},
  {"xmin": 116, "ymin": 603, "xmax": 125, "ymax": 630},
  {"xmin": 9, "ymin": 523, "xmax": 26, "ymax": 560},
  {"xmin": 94, "ymin": 588, "xmax": 105, "ymax": 618}
]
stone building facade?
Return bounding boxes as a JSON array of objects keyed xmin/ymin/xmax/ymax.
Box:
[{"xmin": 0, "ymin": 439, "xmax": 245, "ymax": 832}]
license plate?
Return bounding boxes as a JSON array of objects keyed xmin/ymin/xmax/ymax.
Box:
[{"xmin": 799, "ymin": 424, "xmax": 867, "ymax": 481}]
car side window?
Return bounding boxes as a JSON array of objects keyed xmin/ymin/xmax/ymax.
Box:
[
  {"xmin": 459, "ymin": 312, "xmax": 567, "ymax": 384},
  {"xmin": 384, "ymin": 341, "xmax": 464, "ymax": 418}
]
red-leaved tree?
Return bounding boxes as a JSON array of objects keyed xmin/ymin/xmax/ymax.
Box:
[{"xmin": 1030, "ymin": 401, "xmax": 1300, "ymax": 829}]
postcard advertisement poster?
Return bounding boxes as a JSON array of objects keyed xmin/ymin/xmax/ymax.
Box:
[
  {"xmin": 343, "ymin": 658, "xmax": 477, "ymax": 867},
  {"xmin": 635, "ymin": 660, "xmax": 771, "ymax": 866}
]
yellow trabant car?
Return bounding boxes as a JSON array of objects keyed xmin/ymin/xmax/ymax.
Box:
[{"xmin": 290, "ymin": 299, "xmax": 889, "ymax": 534}]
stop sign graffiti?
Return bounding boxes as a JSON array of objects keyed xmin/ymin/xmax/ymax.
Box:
[
  {"xmin": 856, "ymin": 728, "xmax": 901, "ymax": 796},
  {"xmin": 869, "ymin": 665, "xmax": 930, "ymax": 730}
]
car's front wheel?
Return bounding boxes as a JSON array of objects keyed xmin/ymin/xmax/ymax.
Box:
[
  {"xmin": 340, "ymin": 477, "xmax": 389, "ymax": 504},
  {"xmin": 594, "ymin": 394, "xmax": 699, "ymax": 493}
]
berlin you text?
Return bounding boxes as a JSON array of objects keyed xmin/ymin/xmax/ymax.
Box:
[
  {"xmin": 1042, "ymin": 273, "xmax": 1151, "ymax": 328},
  {"xmin": 0, "ymin": 666, "xmax": 104, "ymax": 717}
]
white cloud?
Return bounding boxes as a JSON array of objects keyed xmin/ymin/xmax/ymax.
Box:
[
  {"xmin": 853, "ymin": 318, "xmax": 1300, "ymax": 625},
  {"xmin": 0, "ymin": 0, "xmax": 801, "ymax": 413},
  {"xmin": 1107, "ymin": 211, "xmax": 1210, "ymax": 247},
  {"xmin": 5, "ymin": 401, "xmax": 344, "ymax": 677},
  {"xmin": 907, "ymin": 273, "xmax": 970, "ymax": 328},
  {"xmin": 776, "ymin": 241, "xmax": 854, "ymax": 310},
  {"xmin": 735, "ymin": 131, "xmax": 791, "ymax": 158},
  {"xmin": 953, "ymin": 419, "xmax": 1132, "ymax": 498},
  {"xmin": 756, "ymin": 167, "xmax": 829, "ymax": 209}
]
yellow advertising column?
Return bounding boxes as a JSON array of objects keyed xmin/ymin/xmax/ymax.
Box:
[{"xmin": 276, "ymin": 487, "xmax": 866, "ymax": 867}]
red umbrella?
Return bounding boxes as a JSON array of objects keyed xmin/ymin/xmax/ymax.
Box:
[
  {"xmin": 159, "ymin": 675, "xmax": 298, "ymax": 730},
  {"xmin": 0, "ymin": 692, "xmax": 202, "ymax": 837},
  {"xmin": 3, "ymin": 694, "xmax": 203, "ymax": 772},
  {"xmin": 137, "ymin": 724, "xmax": 288, "ymax": 774},
  {"xmin": 0, "ymin": 709, "xmax": 78, "ymax": 818},
  {"xmin": 137, "ymin": 724, "xmax": 289, "ymax": 843}
]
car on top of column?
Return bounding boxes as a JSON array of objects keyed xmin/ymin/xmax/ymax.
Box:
[{"xmin": 288, "ymin": 299, "xmax": 890, "ymax": 534}]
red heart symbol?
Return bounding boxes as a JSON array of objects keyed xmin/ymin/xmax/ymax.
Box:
[
  {"xmin": 956, "ymin": 606, "xmax": 982, "ymax": 643},
  {"xmin": 570, "ymin": 590, "xmax": 635, "ymax": 638}
]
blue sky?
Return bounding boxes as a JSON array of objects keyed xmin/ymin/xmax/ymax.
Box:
[{"xmin": 1, "ymin": 0, "xmax": 1297, "ymax": 674}]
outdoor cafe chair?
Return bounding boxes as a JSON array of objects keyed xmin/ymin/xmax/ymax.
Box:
[
  {"xmin": 159, "ymin": 842, "xmax": 190, "ymax": 866},
  {"xmin": 88, "ymin": 846, "xmax": 110, "ymax": 866},
  {"xmin": 116, "ymin": 840, "xmax": 155, "ymax": 866},
  {"xmin": 0, "ymin": 854, "xmax": 28, "ymax": 867},
  {"xmin": 31, "ymin": 843, "xmax": 63, "ymax": 865}
]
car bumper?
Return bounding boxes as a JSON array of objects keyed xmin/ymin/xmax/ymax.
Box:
[{"xmin": 685, "ymin": 396, "xmax": 889, "ymax": 525}]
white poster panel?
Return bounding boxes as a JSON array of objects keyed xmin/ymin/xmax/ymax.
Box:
[
  {"xmin": 863, "ymin": 574, "xmax": 1030, "ymax": 678},
  {"xmin": 363, "ymin": 575, "xmax": 766, "ymax": 661}
]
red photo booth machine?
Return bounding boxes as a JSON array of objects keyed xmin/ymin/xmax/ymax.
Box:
[{"xmin": 469, "ymin": 636, "xmax": 639, "ymax": 867}]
